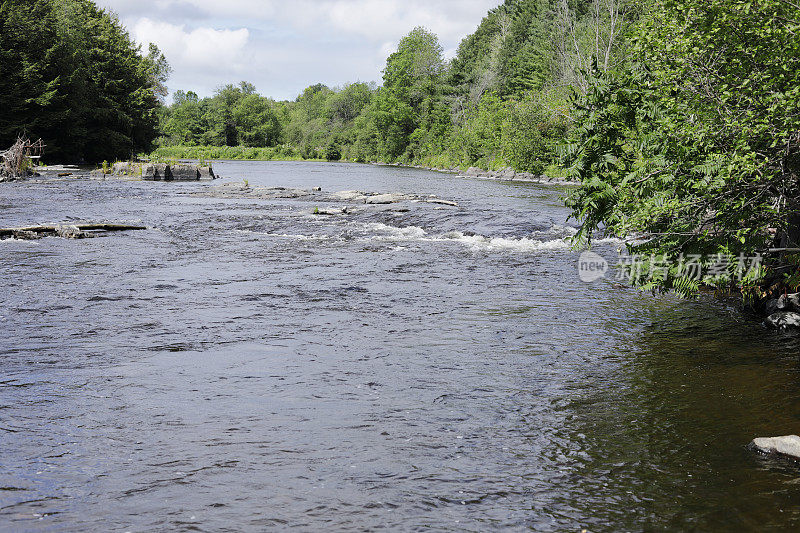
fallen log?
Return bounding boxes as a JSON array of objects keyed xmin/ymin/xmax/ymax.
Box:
[{"xmin": 0, "ymin": 223, "xmax": 146, "ymax": 239}]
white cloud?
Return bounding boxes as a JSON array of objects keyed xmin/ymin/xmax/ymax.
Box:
[
  {"xmin": 96, "ymin": 0, "xmax": 502, "ymax": 99},
  {"xmin": 302, "ymin": 0, "xmax": 496, "ymax": 43},
  {"xmin": 131, "ymin": 18, "xmax": 250, "ymax": 71}
]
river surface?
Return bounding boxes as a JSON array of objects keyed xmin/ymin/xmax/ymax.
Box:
[{"xmin": 1, "ymin": 161, "xmax": 800, "ymax": 531}]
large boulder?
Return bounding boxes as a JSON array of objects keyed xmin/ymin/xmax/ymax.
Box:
[
  {"xmin": 497, "ymin": 167, "xmax": 516, "ymax": 180},
  {"xmin": 750, "ymin": 435, "xmax": 800, "ymax": 460},
  {"xmin": 776, "ymin": 293, "xmax": 800, "ymax": 312},
  {"xmin": 465, "ymin": 166, "xmax": 483, "ymax": 177},
  {"xmin": 167, "ymin": 164, "xmax": 199, "ymax": 181},
  {"xmin": 764, "ymin": 311, "xmax": 800, "ymax": 329},
  {"xmin": 198, "ymin": 166, "xmax": 215, "ymax": 180},
  {"xmin": 142, "ymin": 163, "xmax": 168, "ymax": 180}
]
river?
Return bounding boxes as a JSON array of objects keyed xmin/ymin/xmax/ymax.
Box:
[{"xmin": 1, "ymin": 161, "xmax": 799, "ymax": 531}]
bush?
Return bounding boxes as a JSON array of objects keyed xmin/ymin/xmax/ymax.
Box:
[{"xmin": 325, "ymin": 142, "xmax": 342, "ymax": 161}]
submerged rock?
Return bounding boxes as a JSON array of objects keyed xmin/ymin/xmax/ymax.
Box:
[
  {"xmin": 9, "ymin": 229, "xmax": 41, "ymax": 240},
  {"xmin": 189, "ymin": 184, "xmax": 459, "ymax": 213},
  {"xmin": 313, "ymin": 207, "xmax": 347, "ymax": 216},
  {"xmin": 193, "ymin": 183, "xmax": 311, "ymax": 199},
  {"xmin": 764, "ymin": 311, "xmax": 800, "ymax": 329},
  {"xmin": 750, "ymin": 435, "xmax": 800, "ymax": 460},
  {"xmin": 424, "ymin": 198, "xmax": 459, "ymax": 207}
]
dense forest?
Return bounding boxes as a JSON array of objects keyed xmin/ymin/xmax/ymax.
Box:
[
  {"xmin": 1, "ymin": 0, "xmax": 798, "ymax": 300},
  {"xmin": 0, "ymin": 0, "xmax": 169, "ymax": 162}
]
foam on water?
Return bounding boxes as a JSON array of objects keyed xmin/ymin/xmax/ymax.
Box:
[
  {"xmin": 364, "ymin": 222, "xmax": 428, "ymax": 239},
  {"xmin": 438, "ymin": 231, "xmax": 570, "ymax": 251},
  {"xmin": 0, "ymin": 237, "xmax": 41, "ymax": 245}
]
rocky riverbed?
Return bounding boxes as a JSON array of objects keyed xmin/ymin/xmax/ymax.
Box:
[{"xmin": 188, "ymin": 181, "xmax": 460, "ymax": 214}]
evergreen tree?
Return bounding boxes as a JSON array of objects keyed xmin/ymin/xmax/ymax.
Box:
[{"xmin": 0, "ymin": 0, "xmax": 164, "ymax": 163}]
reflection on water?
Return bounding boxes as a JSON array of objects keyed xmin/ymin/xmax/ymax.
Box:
[{"xmin": 1, "ymin": 162, "xmax": 799, "ymax": 531}]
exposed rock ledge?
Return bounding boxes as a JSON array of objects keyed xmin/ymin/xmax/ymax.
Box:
[
  {"xmin": 91, "ymin": 162, "xmax": 215, "ymax": 181},
  {"xmin": 187, "ymin": 182, "xmax": 459, "ymax": 211},
  {"xmin": 0, "ymin": 222, "xmax": 146, "ymax": 240},
  {"xmin": 749, "ymin": 435, "xmax": 800, "ymax": 461},
  {"xmin": 458, "ymin": 166, "xmax": 571, "ymax": 185}
]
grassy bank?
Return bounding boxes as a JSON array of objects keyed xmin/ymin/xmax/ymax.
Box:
[{"xmin": 149, "ymin": 145, "xmax": 323, "ymax": 162}]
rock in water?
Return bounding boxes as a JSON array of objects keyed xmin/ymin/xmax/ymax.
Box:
[
  {"xmin": 764, "ymin": 311, "xmax": 800, "ymax": 329},
  {"xmin": 198, "ymin": 166, "xmax": 215, "ymax": 180},
  {"xmin": 141, "ymin": 163, "xmax": 213, "ymax": 181},
  {"xmin": 330, "ymin": 190, "xmax": 367, "ymax": 201},
  {"xmin": 168, "ymin": 164, "xmax": 199, "ymax": 181},
  {"xmin": 365, "ymin": 193, "xmax": 408, "ymax": 204},
  {"xmin": 142, "ymin": 163, "xmax": 168, "ymax": 180},
  {"xmin": 765, "ymin": 298, "xmax": 781, "ymax": 316},
  {"xmin": 750, "ymin": 435, "xmax": 800, "ymax": 460},
  {"xmin": 54, "ymin": 224, "xmax": 88, "ymax": 239},
  {"xmin": 424, "ymin": 198, "xmax": 459, "ymax": 207}
]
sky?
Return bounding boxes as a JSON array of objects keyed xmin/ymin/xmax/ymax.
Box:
[{"xmin": 95, "ymin": 0, "xmax": 503, "ymax": 103}]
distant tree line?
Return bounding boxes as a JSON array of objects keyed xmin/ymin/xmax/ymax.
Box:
[
  {"xmin": 0, "ymin": 0, "xmax": 168, "ymax": 163},
  {"xmin": 157, "ymin": 0, "xmax": 622, "ymax": 172}
]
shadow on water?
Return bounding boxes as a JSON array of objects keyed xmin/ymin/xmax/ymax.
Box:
[{"xmin": 558, "ymin": 297, "xmax": 800, "ymax": 530}]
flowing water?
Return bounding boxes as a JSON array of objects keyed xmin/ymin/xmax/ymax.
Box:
[{"xmin": 1, "ymin": 161, "xmax": 800, "ymax": 531}]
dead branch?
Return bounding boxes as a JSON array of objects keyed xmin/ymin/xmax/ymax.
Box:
[{"xmin": 0, "ymin": 136, "xmax": 45, "ymax": 177}]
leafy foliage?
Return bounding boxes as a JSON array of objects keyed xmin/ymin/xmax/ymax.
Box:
[
  {"xmin": 0, "ymin": 0, "xmax": 163, "ymax": 162},
  {"xmin": 564, "ymin": 0, "xmax": 800, "ymax": 297}
]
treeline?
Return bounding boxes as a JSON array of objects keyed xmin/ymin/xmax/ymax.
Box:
[
  {"xmin": 157, "ymin": 0, "xmax": 626, "ymax": 173},
  {"xmin": 0, "ymin": 0, "xmax": 169, "ymax": 163}
]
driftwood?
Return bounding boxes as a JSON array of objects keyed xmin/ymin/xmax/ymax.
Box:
[
  {"xmin": 0, "ymin": 136, "xmax": 44, "ymax": 178},
  {"xmin": 0, "ymin": 223, "xmax": 146, "ymax": 240}
]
